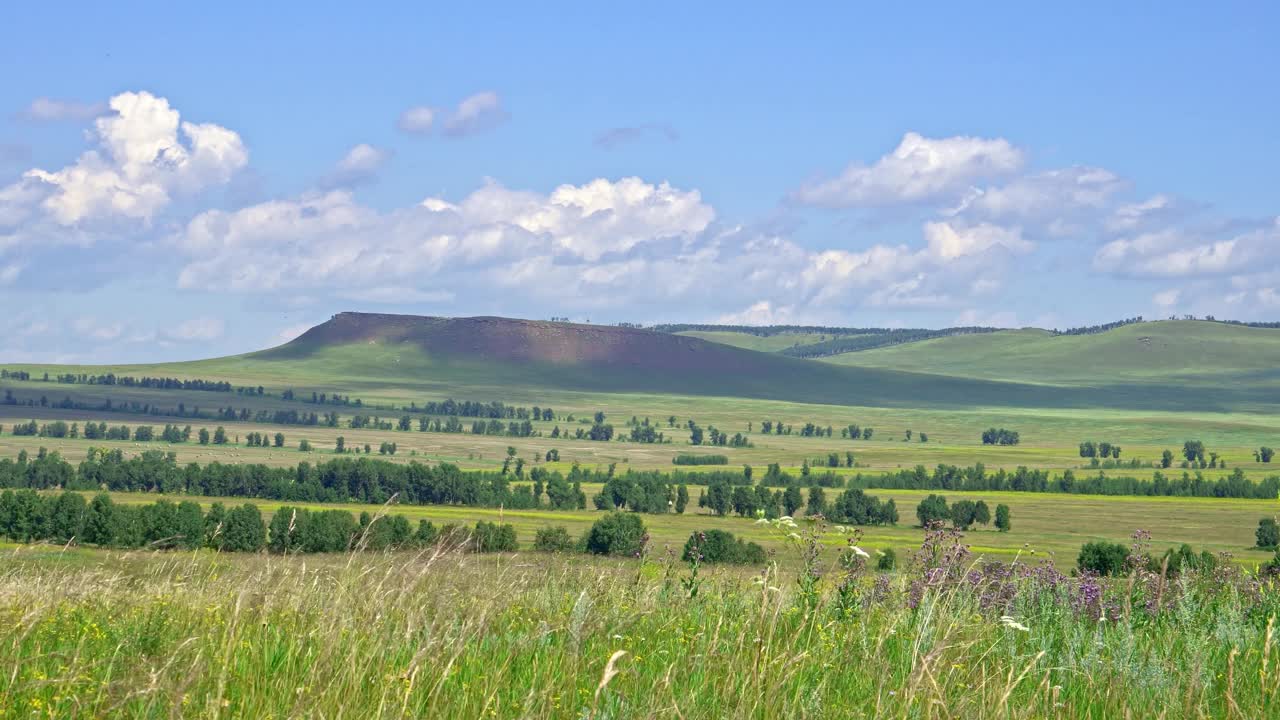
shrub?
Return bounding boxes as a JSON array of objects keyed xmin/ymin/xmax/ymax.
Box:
[
  {"xmin": 1077, "ymin": 540, "xmax": 1129, "ymax": 576},
  {"xmin": 222, "ymin": 504, "xmax": 266, "ymax": 552},
  {"xmin": 533, "ymin": 525, "xmax": 575, "ymax": 553},
  {"xmin": 1159, "ymin": 544, "xmax": 1216, "ymax": 575},
  {"xmin": 472, "ymin": 521, "xmax": 517, "ymax": 552},
  {"xmin": 1257, "ymin": 518, "xmax": 1280, "ymax": 549},
  {"xmin": 584, "ymin": 512, "xmax": 647, "ymax": 557},
  {"xmin": 414, "ymin": 519, "xmax": 438, "ymax": 546},
  {"xmin": 876, "ymin": 548, "xmax": 897, "ymax": 571},
  {"xmin": 681, "ymin": 529, "xmax": 766, "ymax": 565}
]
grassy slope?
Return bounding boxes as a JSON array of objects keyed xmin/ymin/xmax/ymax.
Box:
[
  {"xmin": 675, "ymin": 330, "xmax": 841, "ymax": 352},
  {"xmin": 826, "ymin": 320, "xmax": 1280, "ymax": 389},
  {"xmin": 13, "ymin": 323, "xmax": 1278, "ymax": 413}
]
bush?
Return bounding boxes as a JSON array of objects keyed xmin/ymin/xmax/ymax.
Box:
[
  {"xmin": 222, "ymin": 504, "xmax": 266, "ymax": 552},
  {"xmin": 876, "ymin": 548, "xmax": 897, "ymax": 571},
  {"xmin": 681, "ymin": 529, "xmax": 766, "ymax": 565},
  {"xmin": 584, "ymin": 512, "xmax": 647, "ymax": 557},
  {"xmin": 533, "ymin": 525, "xmax": 575, "ymax": 553},
  {"xmin": 1257, "ymin": 518, "xmax": 1280, "ymax": 549},
  {"xmin": 1158, "ymin": 544, "xmax": 1216, "ymax": 575},
  {"xmin": 1077, "ymin": 541, "xmax": 1129, "ymax": 576},
  {"xmin": 472, "ymin": 521, "xmax": 517, "ymax": 552}
]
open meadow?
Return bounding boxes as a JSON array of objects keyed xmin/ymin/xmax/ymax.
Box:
[{"xmin": 3, "ymin": 315, "xmax": 1280, "ymax": 718}]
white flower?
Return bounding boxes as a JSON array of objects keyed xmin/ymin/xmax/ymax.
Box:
[
  {"xmin": 787, "ymin": 532, "xmax": 802, "ymax": 541},
  {"xmin": 754, "ymin": 518, "xmax": 770, "ymax": 525},
  {"xmin": 999, "ymin": 616, "xmax": 1030, "ymax": 632},
  {"xmin": 850, "ymin": 546, "xmax": 870, "ymax": 559}
]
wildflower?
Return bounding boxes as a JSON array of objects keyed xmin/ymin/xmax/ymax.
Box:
[
  {"xmin": 850, "ymin": 546, "xmax": 870, "ymax": 559},
  {"xmin": 999, "ymin": 615, "xmax": 1030, "ymax": 632}
]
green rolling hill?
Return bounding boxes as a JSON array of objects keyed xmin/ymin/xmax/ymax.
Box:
[
  {"xmin": 5, "ymin": 315, "xmax": 1280, "ymax": 414},
  {"xmin": 822, "ymin": 320, "xmax": 1280, "ymax": 391}
]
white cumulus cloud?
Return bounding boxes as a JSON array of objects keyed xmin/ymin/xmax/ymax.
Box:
[
  {"xmin": 13, "ymin": 91, "xmax": 247, "ymax": 225},
  {"xmin": 792, "ymin": 132, "xmax": 1024, "ymax": 208}
]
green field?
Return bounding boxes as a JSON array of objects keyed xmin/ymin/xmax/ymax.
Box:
[
  {"xmin": 78, "ymin": 487, "xmax": 1276, "ymax": 568},
  {"xmin": 826, "ymin": 320, "xmax": 1280, "ymax": 389},
  {"xmin": 4, "ymin": 313, "xmax": 1280, "ymax": 717},
  {"xmin": 3, "ymin": 536, "xmax": 1278, "ymax": 718}
]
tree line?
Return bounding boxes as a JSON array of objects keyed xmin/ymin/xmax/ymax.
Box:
[
  {"xmin": 845, "ymin": 463, "xmax": 1280, "ymax": 499},
  {"xmin": 0, "ymin": 488, "xmax": 528, "ymax": 555},
  {"xmin": 0, "ymin": 449, "xmax": 593, "ymax": 511},
  {"xmin": 1079, "ymin": 441, "xmax": 1123, "ymax": 459},
  {"xmin": 914, "ymin": 494, "xmax": 1010, "ymax": 531},
  {"xmin": 981, "ymin": 428, "xmax": 1021, "ymax": 445},
  {"xmin": 410, "ymin": 399, "xmax": 556, "ymax": 421},
  {"xmin": 2, "ymin": 370, "xmax": 235, "ymax": 392}
]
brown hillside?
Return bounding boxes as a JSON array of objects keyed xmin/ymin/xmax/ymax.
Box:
[{"xmin": 283, "ymin": 312, "xmax": 791, "ymax": 372}]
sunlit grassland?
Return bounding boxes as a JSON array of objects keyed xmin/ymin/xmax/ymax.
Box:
[
  {"xmin": 826, "ymin": 320, "xmax": 1280, "ymax": 389},
  {"xmin": 78, "ymin": 486, "xmax": 1278, "ymax": 569},
  {"xmin": 3, "ymin": 546, "xmax": 1279, "ymax": 718},
  {"xmin": 2, "ymin": 400, "xmax": 1278, "ymax": 477}
]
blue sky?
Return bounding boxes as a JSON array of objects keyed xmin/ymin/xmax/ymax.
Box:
[{"xmin": 1, "ymin": 2, "xmax": 1277, "ymax": 361}]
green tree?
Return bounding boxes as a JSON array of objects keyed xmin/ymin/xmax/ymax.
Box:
[
  {"xmin": 915, "ymin": 494, "xmax": 950, "ymax": 527},
  {"xmin": 675, "ymin": 484, "xmax": 689, "ymax": 514},
  {"xmin": 994, "ymin": 504, "xmax": 1011, "ymax": 532},
  {"xmin": 1077, "ymin": 541, "xmax": 1129, "ymax": 576},
  {"xmin": 1161, "ymin": 449, "xmax": 1174, "ymax": 468},
  {"xmin": 213, "ymin": 426, "xmax": 228, "ymax": 445},
  {"xmin": 806, "ymin": 486, "xmax": 826, "ymax": 517},
  {"xmin": 198, "ymin": 428, "xmax": 210, "ymax": 445},
  {"xmin": 950, "ymin": 500, "xmax": 977, "ymax": 530},
  {"xmin": 702, "ymin": 481, "xmax": 731, "ymax": 517},
  {"xmin": 203, "ymin": 503, "xmax": 227, "ymax": 549},
  {"xmin": 45, "ymin": 492, "xmax": 87, "ymax": 543},
  {"xmin": 974, "ymin": 500, "xmax": 991, "ymax": 526},
  {"xmin": 682, "ymin": 529, "xmax": 765, "ymax": 565},
  {"xmin": 269, "ymin": 506, "xmax": 304, "ymax": 553},
  {"xmin": 175, "ymin": 501, "xmax": 205, "ymax": 549},
  {"xmin": 273, "ymin": 432, "xmax": 285, "ymax": 448},
  {"xmin": 472, "ymin": 521, "xmax": 517, "ymax": 552},
  {"xmin": 222, "ymin": 504, "xmax": 266, "ymax": 552},
  {"xmin": 783, "ymin": 484, "xmax": 804, "ymax": 516},
  {"xmin": 1257, "ymin": 518, "xmax": 1280, "ymax": 549},
  {"xmin": 81, "ymin": 493, "xmax": 117, "ymax": 546},
  {"xmin": 584, "ymin": 512, "xmax": 647, "ymax": 556},
  {"xmin": 533, "ymin": 525, "xmax": 575, "ymax": 553}
]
